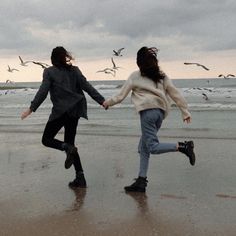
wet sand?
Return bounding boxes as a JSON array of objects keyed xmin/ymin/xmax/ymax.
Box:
[{"xmin": 1, "ymin": 132, "xmax": 236, "ymax": 236}]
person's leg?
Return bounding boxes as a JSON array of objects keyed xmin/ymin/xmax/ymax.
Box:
[
  {"xmin": 124, "ymin": 109, "xmax": 176, "ymax": 193},
  {"xmin": 42, "ymin": 113, "xmax": 79, "ymax": 171},
  {"xmin": 64, "ymin": 115, "xmax": 78, "ymax": 146},
  {"xmin": 141, "ymin": 109, "xmax": 195, "ymax": 165},
  {"xmin": 64, "ymin": 115, "xmax": 83, "ymax": 171},
  {"xmin": 138, "ymin": 136, "xmax": 150, "ymax": 178},
  {"xmin": 64, "ymin": 114, "xmax": 86, "ymax": 188},
  {"xmin": 124, "ymin": 136, "xmax": 149, "ymax": 192},
  {"xmin": 141, "ymin": 109, "xmax": 177, "ymax": 155},
  {"xmin": 42, "ymin": 115, "xmax": 66, "ymax": 151}
]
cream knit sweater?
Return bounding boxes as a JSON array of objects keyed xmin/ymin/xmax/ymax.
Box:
[{"xmin": 106, "ymin": 70, "xmax": 191, "ymax": 120}]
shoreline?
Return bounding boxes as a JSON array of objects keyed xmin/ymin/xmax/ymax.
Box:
[{"xmin": 1, "ymin": 128, "xmax": 236, "ymax": 140}]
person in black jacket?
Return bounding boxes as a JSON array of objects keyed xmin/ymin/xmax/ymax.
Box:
[{"xmin": 21, "ymin": 46, "xmax": 106, "ymax": 188}]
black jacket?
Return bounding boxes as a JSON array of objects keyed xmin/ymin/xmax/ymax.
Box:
[{"xmin": 30, "ymin": 65, "xmax": 105, "ymax": 121}]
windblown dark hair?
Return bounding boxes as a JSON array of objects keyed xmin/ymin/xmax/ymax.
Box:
[
  {"xmin": 51, "ymin": 46, "xmax": 73, "ymax": 69},
  {"xmin": 136, "ymin": 46, "xmax": 166, "ymax": 83}
]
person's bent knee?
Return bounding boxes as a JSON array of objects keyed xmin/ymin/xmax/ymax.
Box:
[
  {"xmin": 42, "ymin": 136, "xmax": 50, "ymax": 147},
  {"xmin": 148, "ymin": 143, "xmax": 160, "ymax": 154}
]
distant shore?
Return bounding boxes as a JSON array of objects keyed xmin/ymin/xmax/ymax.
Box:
[{"xmin": 0, "ymin": 86, "xmax": 27, "ymax": 90}]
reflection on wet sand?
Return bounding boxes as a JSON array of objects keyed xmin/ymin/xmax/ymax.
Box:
[
  {"xmin": 67, "ymin": 188, "xmax": 87, "ymax": 212},
  {"xmin": 125, "ymin": 192, "xmax": 149, "ymax": 215},
  {"xmin": 1, "ymin": 133, "xmax": 236, "ymax": 235},
  {"xmin": 123, "ymin": 192, "xmax": 185, "ymax": 235}
]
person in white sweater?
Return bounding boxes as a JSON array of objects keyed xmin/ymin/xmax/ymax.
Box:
[{"xmin": 103, "ymin": 46, "xmax": 195, "ymax": 193}]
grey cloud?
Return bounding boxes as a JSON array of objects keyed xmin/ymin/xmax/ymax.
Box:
[{"xmin": 0, "ymin": 0, "xmax": 236, "ymax": 60}]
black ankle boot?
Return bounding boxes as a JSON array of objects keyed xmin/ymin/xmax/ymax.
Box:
[
  {"xmin": 124, "ymin": 176, "xmax": 148, "ymax": 193},
  {"xmin": 69, "ymin": 173, "xmax": 87, "ymax": 188},
  {"xmin": 178, "ymin": 141, "xmax": 195, "ymax": 166},
  {"xmin": 63, "ymin": 144, "xmax": 77, "ymax": 169}
]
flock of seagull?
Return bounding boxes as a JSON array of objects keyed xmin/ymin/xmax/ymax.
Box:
[
  {"xmin": 96, "ymin": 48, "xmax": 124, "ymax": 77},
  {"xmin": 95, "ymin": 55, "xmax": 235, "ymax": 101},
  {"xmin": 10, "ymin": 56, "xmax": 49, "ymax": 71},
  {"xmin": 2, "ymin": 50, "xmax": 236, "ymax": 102},
  {"xmin": 4, "ymin": 56, "xmax": 49, "ymax": 84},
  {"xmin": 183, "ymin": 62, "xmax": 235, "ymax": 79},
  {"xmin": 183, "ymin": 62, "xmax": 235, "ymax": 100},
  {"xmin": 4, "ymin": 49, "xmax": 125, "ymax": 83},
  {"xmin": 96, "ymin": 49, "xmax": 236, "ymax": 81}
]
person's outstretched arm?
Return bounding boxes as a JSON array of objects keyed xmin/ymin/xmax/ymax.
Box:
[
  {"xmin": 103, "ymin": 78, "xmax": 132, "ymax": 108},
  {"xmin": 165, "ymin": 77, "xmax": 191, "ymax": 123},
  {"xmin": 21, "ymin": 69, "xmax": 51, "ymax": 119},
  {"xmin": 76, "ymin": 68, "xmax": 105, "ymax": 105}
]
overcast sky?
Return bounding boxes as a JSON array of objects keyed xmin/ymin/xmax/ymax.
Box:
[{"xmin": 1, "ymin": 0, "xmax": 236, "ymax": 81}]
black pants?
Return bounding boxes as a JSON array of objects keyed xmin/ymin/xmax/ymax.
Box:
[{"xmin": 42, "ymin": 113, "xmax": 83, "ymax": 172}]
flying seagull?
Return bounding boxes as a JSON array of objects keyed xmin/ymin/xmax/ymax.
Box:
[
  {"xmin": 184, "ymin": 62, "xmax": 210, "ymax": 71},
  {"xmin": 218, "ymin": 74, "xmax": 235, "ymax": 79},
  {"xmin": 7, "ymin": 65, "xmax": 19, "ymax": 72},
  {"xmin": 111, "ymin": 57, "xmax": 122, "ymax": 70},
  {"xmin": 6, "ymin": 79, "xmax": 15, "ymax": 84},
  {"xmin": 32, "ymin": 61, "xmax": 50, "ymax": 69},
  {"xmin": 19, "ymin": 56, "xmax": 32, "ymax": 66},
  {"xmin": 202, "ymin": 93, "xmax": 209, "ymax": 100},
  {"xmin": 96, "ymin": 68, "xmax": 116, "ymax": 77},
  {"xmin": 113, "ymin": 47, "xmax": 124, "ymax": 56}
]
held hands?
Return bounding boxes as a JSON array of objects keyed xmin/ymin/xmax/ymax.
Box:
[
  {"xmin": 183, "ymin": 116, "xmax": 192, "ymax": 124},
  {"xmin": 21, "ymin": 108, "xmax": 32, "ymax": 120},
  {"xmin": 102, "ymin": 101, "xmax": 109, "ymax": 110}
]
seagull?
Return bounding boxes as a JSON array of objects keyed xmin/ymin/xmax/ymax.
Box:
[
  {"xmin": 218, "ymin": 74, "xmax": 235, "ymax": 79},
  {"xmin": 19, "ymin": 56, "xmax": 32, "ymax": 66},
  {"xmin": 7, "ymin": 65, "xmax": 19, "ymax": 72},
  {"xmin": 111, "ymin": 57, "xmax": 122, "ymax": 70},
  {"xmin": 6, "ymin": 79, "xmax": 15, "ymax": 84},
  {"xmin": 96, "ymin": 68, "xmax": 116, "ymax": 77},
  {"xmin": 113, "ymin": 47, "xmax": 124, "ymax": 56},
  {"xmin": 184, "ymin": 62, "xmax": 210, "ymax": 71},
  {"xmin": 202, "ymin": 93, "xmax": 209, "ymax": 100},
  {"xmin": 32, "ymin": 61, "xmax": 50, "ymax": 69}
]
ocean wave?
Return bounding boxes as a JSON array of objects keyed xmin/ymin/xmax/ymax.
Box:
[
  {"xmin": 87, "ymin": 103, "xmax": 134, "ymax": 108},
  {"xmin": 2, "ymin": 102, "xmax": 236, "ymax": 110},
  {"xmin": 89, "ymin": 102, "xmax": 236, "ymax": 110},
  {"xmin": 1, "ymin": 104, "xmax": 52, "ymax": 109},
  {"xmin": 188, "ymin": 103, "xmax": 236, "ymax": 110},
  {"xmin": 94, "ymin": 84, "xmax": 122, "ymax": 90},
  {"xmin": 182, "ymin": 87, "xmax": 236, "ymax": 97},
  {"xmin": 0, "ymin": 88, "xmax": 37, "ymax": 96}
]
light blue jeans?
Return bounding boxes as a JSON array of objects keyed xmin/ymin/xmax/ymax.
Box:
[{"xmin": 138, "ymin": 108, "xmax": 177, "ymax": 177}]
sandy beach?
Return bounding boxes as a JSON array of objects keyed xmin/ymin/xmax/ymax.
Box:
[
  {"xmin": 1, "ymin": 78, "xmax": 236, "ymax": 235},
  {"xmin": 1, "ymin": 129, "xmax": 236, "ymax": 236}
]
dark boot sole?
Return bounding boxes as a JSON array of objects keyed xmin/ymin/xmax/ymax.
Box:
[
  {"xmin": 188, "ymin": 141, "xmax": 195, "ymax": 166},
  {"xmin": 124, "ymin": 187, "xmax": 146, "ymax": 193},
  {"xmin": 68, "ymin": 181, "xmax": 87, "ymax": 188},
  {"xmin": 68, "ymin": 183, "xmax": 87, "ymax": 189},
  {"xmin": 68, "ymin": 174, "xmax": 87, "ymax": 188}
]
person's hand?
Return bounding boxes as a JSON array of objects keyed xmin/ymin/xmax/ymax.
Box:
[
  {"xmin": 183, "ymin": 116, "xmax": 191, "ymax": 124},
  {"xmin": 102, "ymin": 101, "xmax": 109, "ymax": 110},
  {"xmin": 21, "ymin": 108, "xmax": 32, "ymax": 120}
]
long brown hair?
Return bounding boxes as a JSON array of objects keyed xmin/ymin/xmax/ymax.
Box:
[
  {"xmin": 51, "ymin": 46, "xmax": 73, "ymax": 69},
  {"xmin": 136, "ymin": 46, "xmax": 165, "ymax": 83}
]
